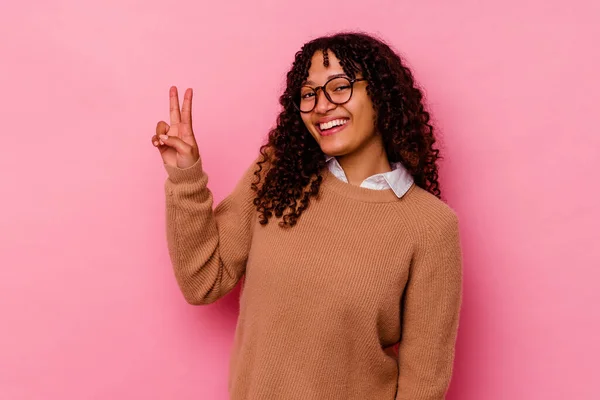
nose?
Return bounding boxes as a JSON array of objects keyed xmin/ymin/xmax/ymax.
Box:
[{"xmin": 313, "ymin": 88, "xmax": 336, "ymax": 114}]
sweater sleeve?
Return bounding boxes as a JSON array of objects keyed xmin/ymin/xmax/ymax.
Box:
[
  {"xmin": 396, "ymin": 212, "xmax": 463, "ymax": 400},
  {"xmin": 163, "ymin": 156, "xmax": 261, "ymax": 305}
]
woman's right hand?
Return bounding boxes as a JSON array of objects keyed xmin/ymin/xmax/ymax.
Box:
[{"xmin": 151, "ymin": 86, "xmax": 200, "ymax": 169}]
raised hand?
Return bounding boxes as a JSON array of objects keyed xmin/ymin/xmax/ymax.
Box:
[{"xmin": 152, "ymin": 86, "xmax": 199, "ymax": 169}]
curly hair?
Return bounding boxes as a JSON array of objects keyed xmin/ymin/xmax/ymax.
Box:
[{"xmin": 251, "ymin": 31, "xmax": 442, "ymax": 228}]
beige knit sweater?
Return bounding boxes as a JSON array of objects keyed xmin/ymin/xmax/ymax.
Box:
[{"xmin": 164, "ymin": 154, "xmax": 463, "ymax": 400}]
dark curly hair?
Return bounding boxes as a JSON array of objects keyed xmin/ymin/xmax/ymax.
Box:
[{"xmin": 251, "ymin": 31, "xmax": 442, "ymax": 228}]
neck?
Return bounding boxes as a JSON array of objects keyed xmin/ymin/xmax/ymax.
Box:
[{"xmin": 336, "ymin": 136, "xmax": 391, "ymax": 186}]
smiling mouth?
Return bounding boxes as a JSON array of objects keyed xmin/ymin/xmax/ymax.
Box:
[{"xmin": 317, "ymin": 118, "xmax": 349, "ymax": 136}]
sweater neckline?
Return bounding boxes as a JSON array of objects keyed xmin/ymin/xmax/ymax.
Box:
[{"xmin": 321, "ymin": 167, "xmax": 412, "ymax": 203}]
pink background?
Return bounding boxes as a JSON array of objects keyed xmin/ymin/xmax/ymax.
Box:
[{"xmin": 1, "ymin": 0, "xmax": 599, "ymax": 399}]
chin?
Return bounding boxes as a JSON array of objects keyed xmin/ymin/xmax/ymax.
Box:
[
  {"xmin": 319, "ymin": 145, "xmax": 347, "ymax": 157},
  {"xmin": 316, "ymin": 138, "xmax": 345, "ymax": 154},
  {"xmin": 319, "ymin": 141, "xmax": 356, "ymax": 158}
]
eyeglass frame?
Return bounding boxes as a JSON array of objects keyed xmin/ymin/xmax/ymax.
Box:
[{"xmin": 293, "ymin": 76, "xmax": 367, "ymax": 113}]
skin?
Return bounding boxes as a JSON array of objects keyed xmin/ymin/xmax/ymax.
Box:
[{"xmin": 300, "ymin": 50, "xmax": 392, "ymax": 186}]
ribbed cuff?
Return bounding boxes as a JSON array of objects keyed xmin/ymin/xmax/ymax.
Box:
[{"xmin": 163, "ymin": 158, "xmax": 204, "ymax": 184}]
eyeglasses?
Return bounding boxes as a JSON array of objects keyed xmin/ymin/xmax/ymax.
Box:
[{"xmin": 294, "ymin": 76, "xmax": 367, "ymax": 113}]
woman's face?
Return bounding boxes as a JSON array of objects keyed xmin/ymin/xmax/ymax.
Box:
[{"xmin": 299, "ymin": 50, "xmax": 382, "ymax": 160}]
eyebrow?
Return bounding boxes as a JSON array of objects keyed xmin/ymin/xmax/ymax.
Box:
[{"xmin": 304, "ymin": 73, "xmax": 349, "ymax": 86}]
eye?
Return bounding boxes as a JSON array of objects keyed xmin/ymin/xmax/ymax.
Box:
[
  {"xmin": 301, "ymin": 92, "xmax": 315, "ymax": 99},
  {"xmin": 333, "ymin": 85, "xmax": 351, "ymax": 92}
]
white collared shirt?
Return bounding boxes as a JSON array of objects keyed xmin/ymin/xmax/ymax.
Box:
[{"xmin": 326, "ymin": 156, "xmax": 414, "ymax": 198}]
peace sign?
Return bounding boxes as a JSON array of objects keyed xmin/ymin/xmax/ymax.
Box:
[{"xmin": 151, "ymin": 86, "xmax": 199, "ymax": 169}]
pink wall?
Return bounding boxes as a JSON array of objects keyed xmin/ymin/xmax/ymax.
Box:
[{"xmin": 1, "ymin": 1, "xmax": 599, "ymax": 399}]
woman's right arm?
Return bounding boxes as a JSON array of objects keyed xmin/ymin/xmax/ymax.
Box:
[
  {"xmin": 163, "ymin": 157, "xmax": 260, "ymax": 304},
  {"xmin": 151, "ymin": 86, "xmax": 261, "ymax": 304}
]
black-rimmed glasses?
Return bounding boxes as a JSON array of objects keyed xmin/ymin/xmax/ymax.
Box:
[{"xmin": 294, "ymin": 76, "xmax": 367, "ymax": 113}]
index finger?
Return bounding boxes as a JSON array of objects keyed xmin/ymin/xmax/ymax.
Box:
[
  {"xmin": 169, "ymin": 86, "xmax": 181, "ymax": 125},
  {"xmin": 181, "ymin": 88, "xmax": 193, "ymax": 125}
]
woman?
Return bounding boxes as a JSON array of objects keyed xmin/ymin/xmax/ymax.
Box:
[{"xmin": 151, "ymin": 32, "xmax": 463, "ymax": 400}]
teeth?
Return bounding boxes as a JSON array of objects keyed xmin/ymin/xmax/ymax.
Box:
[{"xmin": 319, "ymin": 119, "xmax": 348, "ymax": 131}]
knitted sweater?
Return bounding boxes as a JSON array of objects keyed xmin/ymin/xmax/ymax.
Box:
[{"xmin": 163, "ymin": 154, "xmax": 463, "ymax": 400}]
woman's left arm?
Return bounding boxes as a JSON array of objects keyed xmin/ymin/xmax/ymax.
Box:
[{"xmin": 396, "ymin": 212, "xmax": 463, "ymax": 400}]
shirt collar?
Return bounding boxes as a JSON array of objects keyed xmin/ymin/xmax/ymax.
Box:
[{"xmin": 325, "ymin": 156, "xmax": 414, "ymax": 198}]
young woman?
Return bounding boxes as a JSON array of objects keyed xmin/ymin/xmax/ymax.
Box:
[{"xmin": 151, "ymin": 32, "xmax": 463, "ymax": 400}]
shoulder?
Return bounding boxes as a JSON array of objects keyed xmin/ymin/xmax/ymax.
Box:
[
  {"xmin": 408, "ymin": 185, "xmax": 458, "ymax": 219},
  {"xmin": 393, "ymin": 186, "xmax": 463, "ymax": 272},
  {"xmin": 394, "ymin": 184, "xmax": 460, "ymax": 242}
]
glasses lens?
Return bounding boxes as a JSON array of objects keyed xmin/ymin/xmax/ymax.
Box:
[
  {"xmin": 325, "ymin": 77, "xmax": 352, "ymax": 105},
  {"xmin": 298, "ymin": 86, "xmax": 316, "ymax": 112}
]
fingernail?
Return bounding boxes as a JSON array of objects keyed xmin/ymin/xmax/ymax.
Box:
[
  {"xmin": 153, "ymin": 141, "xmax": 158, "ymax": 146},
  {"xmin": 159, "ymin": 135, "xmax": 168, "ymax": 140},
  {"xmin": 159, "ymin": 140, "xmax": 164, "ymax": 145}
]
